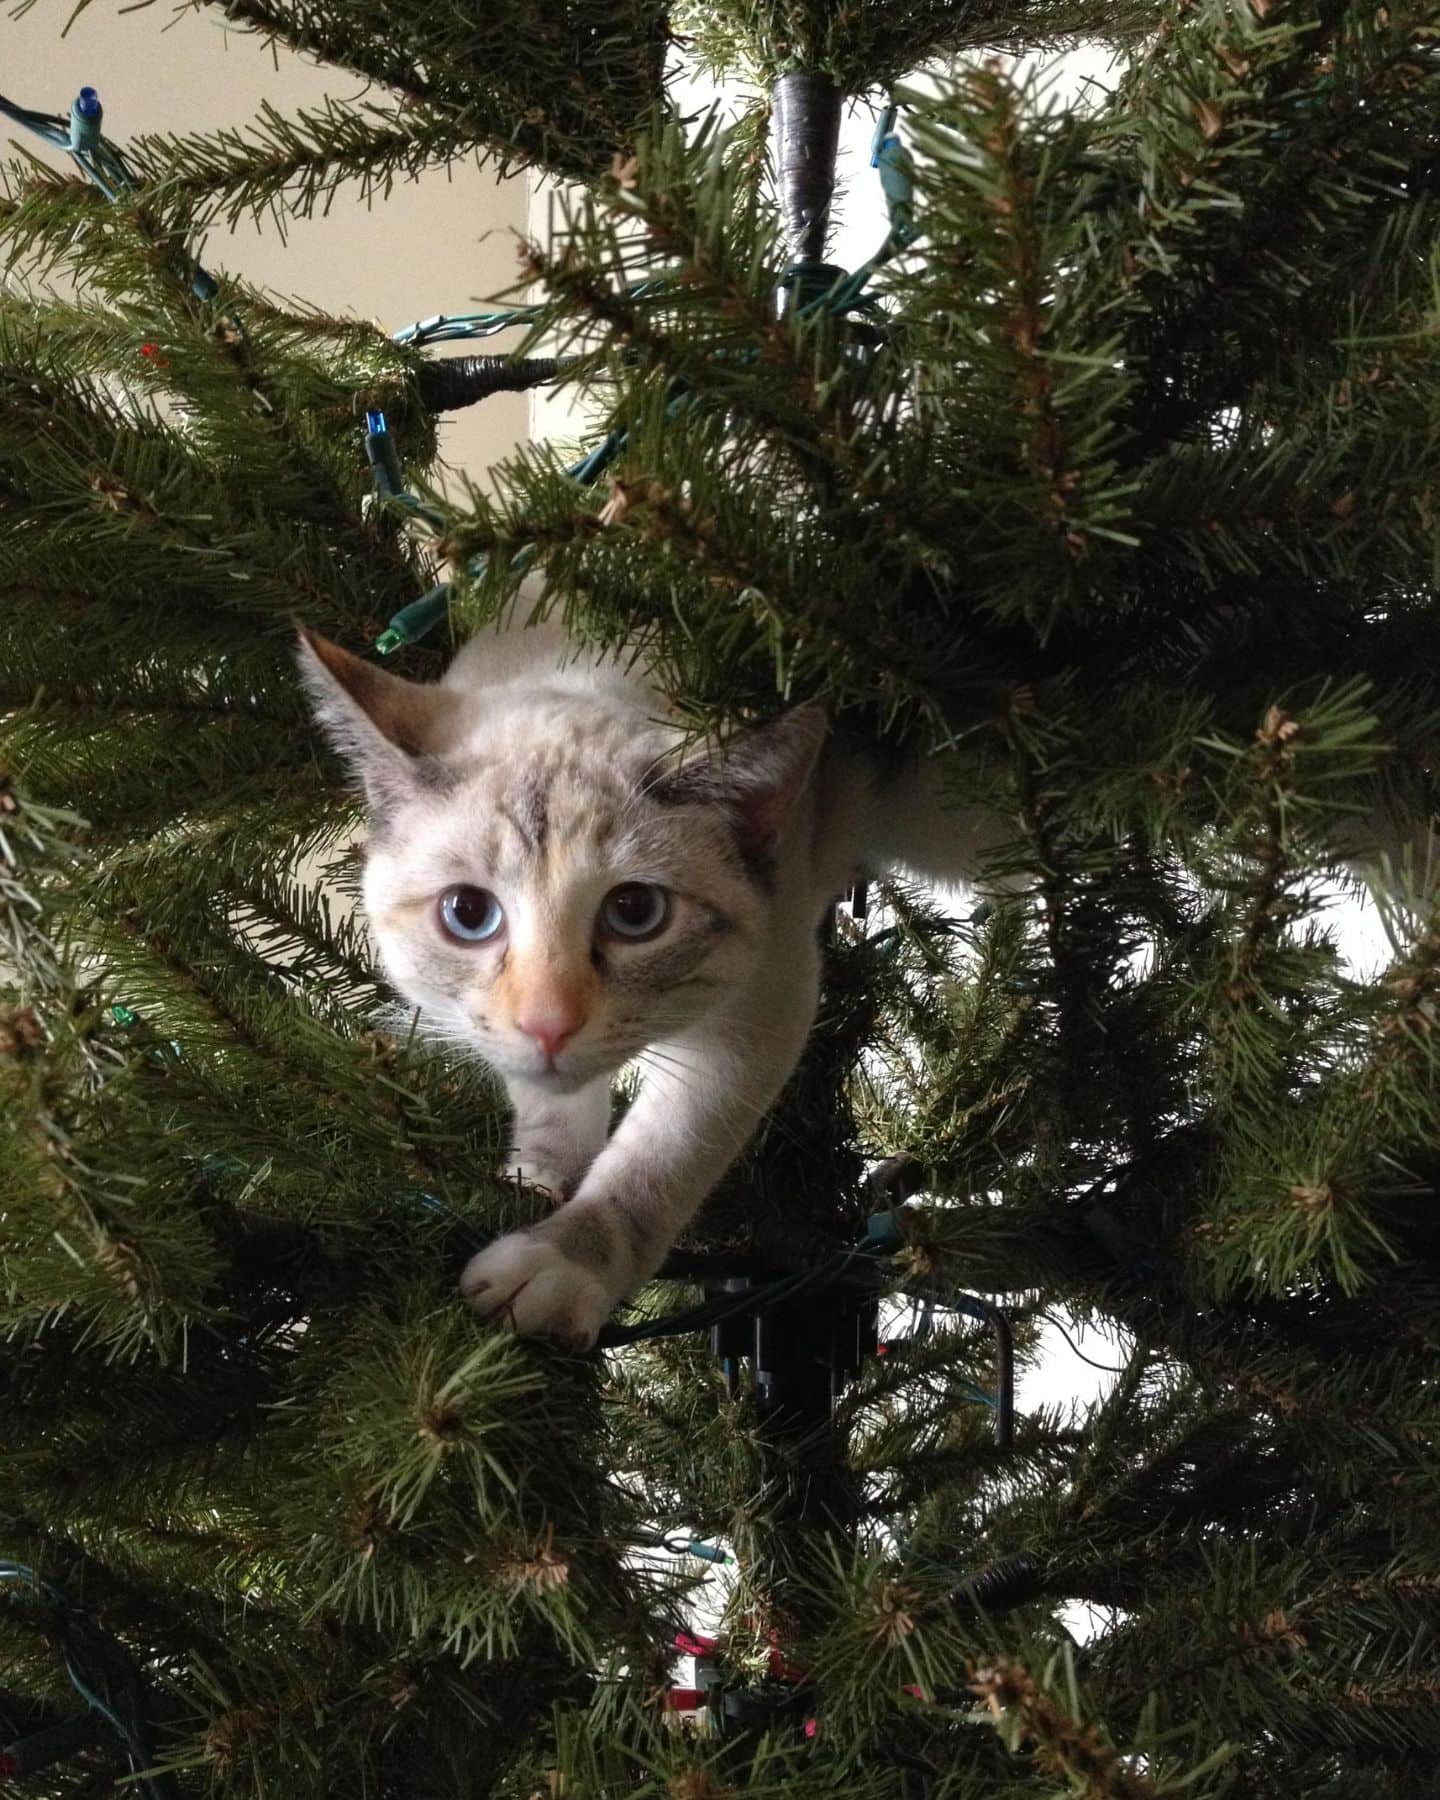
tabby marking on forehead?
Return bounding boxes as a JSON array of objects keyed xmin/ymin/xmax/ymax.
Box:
[{"xmin": 500, "ymin": 772, "xmax": 551, "ymax": 857}]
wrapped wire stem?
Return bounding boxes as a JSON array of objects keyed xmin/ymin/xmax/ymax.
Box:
[
  {"xmin": 772, "ymin": 72, "xmax": 844, "ymax": 268},
  {"xmin": 949, "ymin": 1550, "xmax": 1042, "ymax": 1616},
  {"xmin": 414, "ymin": 354, "xmax": 567, "ymax": 413}
]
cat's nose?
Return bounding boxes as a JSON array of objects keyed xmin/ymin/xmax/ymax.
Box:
[{"xmin": 515, "ymin": 1008, "xmax": 585, "ymax": 1063}]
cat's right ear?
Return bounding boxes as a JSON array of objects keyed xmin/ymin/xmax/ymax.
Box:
[{"xmin": 295, "ymin": 627, "xmax": 461, "ymax": 813}]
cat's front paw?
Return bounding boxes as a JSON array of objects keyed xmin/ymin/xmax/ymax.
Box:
[{"xmin": 459, "ymin": 1231, "xmax": 618, "ymax": 1348}]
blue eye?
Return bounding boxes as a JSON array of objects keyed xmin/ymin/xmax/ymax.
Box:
[
  {"xmin": 599, "ymin": 883, "xmax": 670, "ymax": 941},
  {"xmin": 439, "ymin": 886, "xmax": 505, "ymax": 943}
]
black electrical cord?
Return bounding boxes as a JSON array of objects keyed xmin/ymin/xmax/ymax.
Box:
[{"xmin": 597, "ymin": 1244, "xmax": 888, "ymax": 1348}]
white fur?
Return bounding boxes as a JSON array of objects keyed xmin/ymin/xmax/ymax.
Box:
[{"xmin": 302, "ymin": 605, "xmax": 1012, "ymax": 1345}]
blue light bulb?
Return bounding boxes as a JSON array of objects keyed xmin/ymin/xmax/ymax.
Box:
[
  {"xmin": 366, "ymin": 409, "xmax": 387, "ymax": 436},
  {"xmin": 69, "ymin": 87, "xmax": 104, "ymax": 152}
]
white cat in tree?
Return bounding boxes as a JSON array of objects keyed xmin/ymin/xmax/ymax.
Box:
[{"xmin": 298, "ymin": 608, "xmax": 1007, "ymax": 1346}]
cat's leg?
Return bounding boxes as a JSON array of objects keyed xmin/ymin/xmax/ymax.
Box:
[
  {"xmin": 499, "ymin": 1073, "xmax": 612, "ymax": 1204},
  {"xmin": 460, "ymin": 929, "xmax": 822, "ymax": 1346}
]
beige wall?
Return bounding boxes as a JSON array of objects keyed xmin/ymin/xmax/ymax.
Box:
[
  {"xmin": 1, "ymin": 0, "xmax": 531, "ymax": 492},
  {"xmin": 0, "ymin": 12, "xmax": 1121, "ymax": 497}
]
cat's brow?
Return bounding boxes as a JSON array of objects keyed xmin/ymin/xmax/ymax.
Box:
[
  {"xmin": 363, "ymin": 755, "xmax": 455, "ymax": 843},
  {"xmin": 499, "ymin": 772, "xmax": 551, "ymax": 855}
]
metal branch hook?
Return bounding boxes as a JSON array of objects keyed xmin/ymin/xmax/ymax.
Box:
[
  {"xmin": 951, "ymin": 1294, "xmax": 1016, "ymax": 1451},
  {"xmin": 865, "ymin": 1157, "xmax": 1017, "ymax": 1451}
]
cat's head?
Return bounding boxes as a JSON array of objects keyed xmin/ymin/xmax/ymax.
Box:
[{"xmin": 298, "ymin": 629, "xmax": 824, "ymax": 1090}]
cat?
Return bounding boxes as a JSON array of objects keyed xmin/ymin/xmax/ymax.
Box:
[
  {"xmin": 300, "ymin": 605, "xmax": 1437, "ymax": 1345},
  {"xmin": 298, "ymin": 601, "xmax": 1009, "ymax": 1346}
]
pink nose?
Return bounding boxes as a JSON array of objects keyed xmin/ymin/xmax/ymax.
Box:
[{"xmin": 515, "ymin": 1010, "xmax": 584, "ymax": 1063}]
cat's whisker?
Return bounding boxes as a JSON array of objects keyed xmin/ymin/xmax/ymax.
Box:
[
  {"xmin": 633, "ymin": 1051, "xmax": 702, "ymax": 1072},
  {"xmin": 631, "ymin": 1045, "xmax": 698, "ymax": 1080},
  {"xmin": 631, "ymin": 1050, "xmax": 705, "ymax": 1100}
]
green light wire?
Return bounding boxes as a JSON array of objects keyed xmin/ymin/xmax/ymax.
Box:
[
  {"xmin": 390, "ymin": 279, "xmax": 675, "ymax": 348},
  {"xmin": 0, "ymin": 84, "xmax": 227, "ymax": 310},
  {"xmin": 374, "ymin": 106, "xmax": 916, "ymax": 654},
  {"xmin": 0, "ymin": 1562, "xmax": 176, "ymax": 1798}
]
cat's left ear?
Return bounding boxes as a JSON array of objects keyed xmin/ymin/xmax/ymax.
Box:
[
  {"xmin": 649, "ymin": 702, "xmax": 828, "ymax": 851},
  {"xmin": 296, "ymin": 627, "xmax": 462, "ymax": 812}
]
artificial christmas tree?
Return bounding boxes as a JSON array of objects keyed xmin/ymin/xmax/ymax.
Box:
[{"xmin": 3, "ymin": 0, "xmax": 1440, "ymax": 1792}]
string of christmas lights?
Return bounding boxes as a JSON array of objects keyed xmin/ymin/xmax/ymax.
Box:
[{"xmin": 0, "ymin": 1563, "xmax": 177, "ymax": 1796}]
